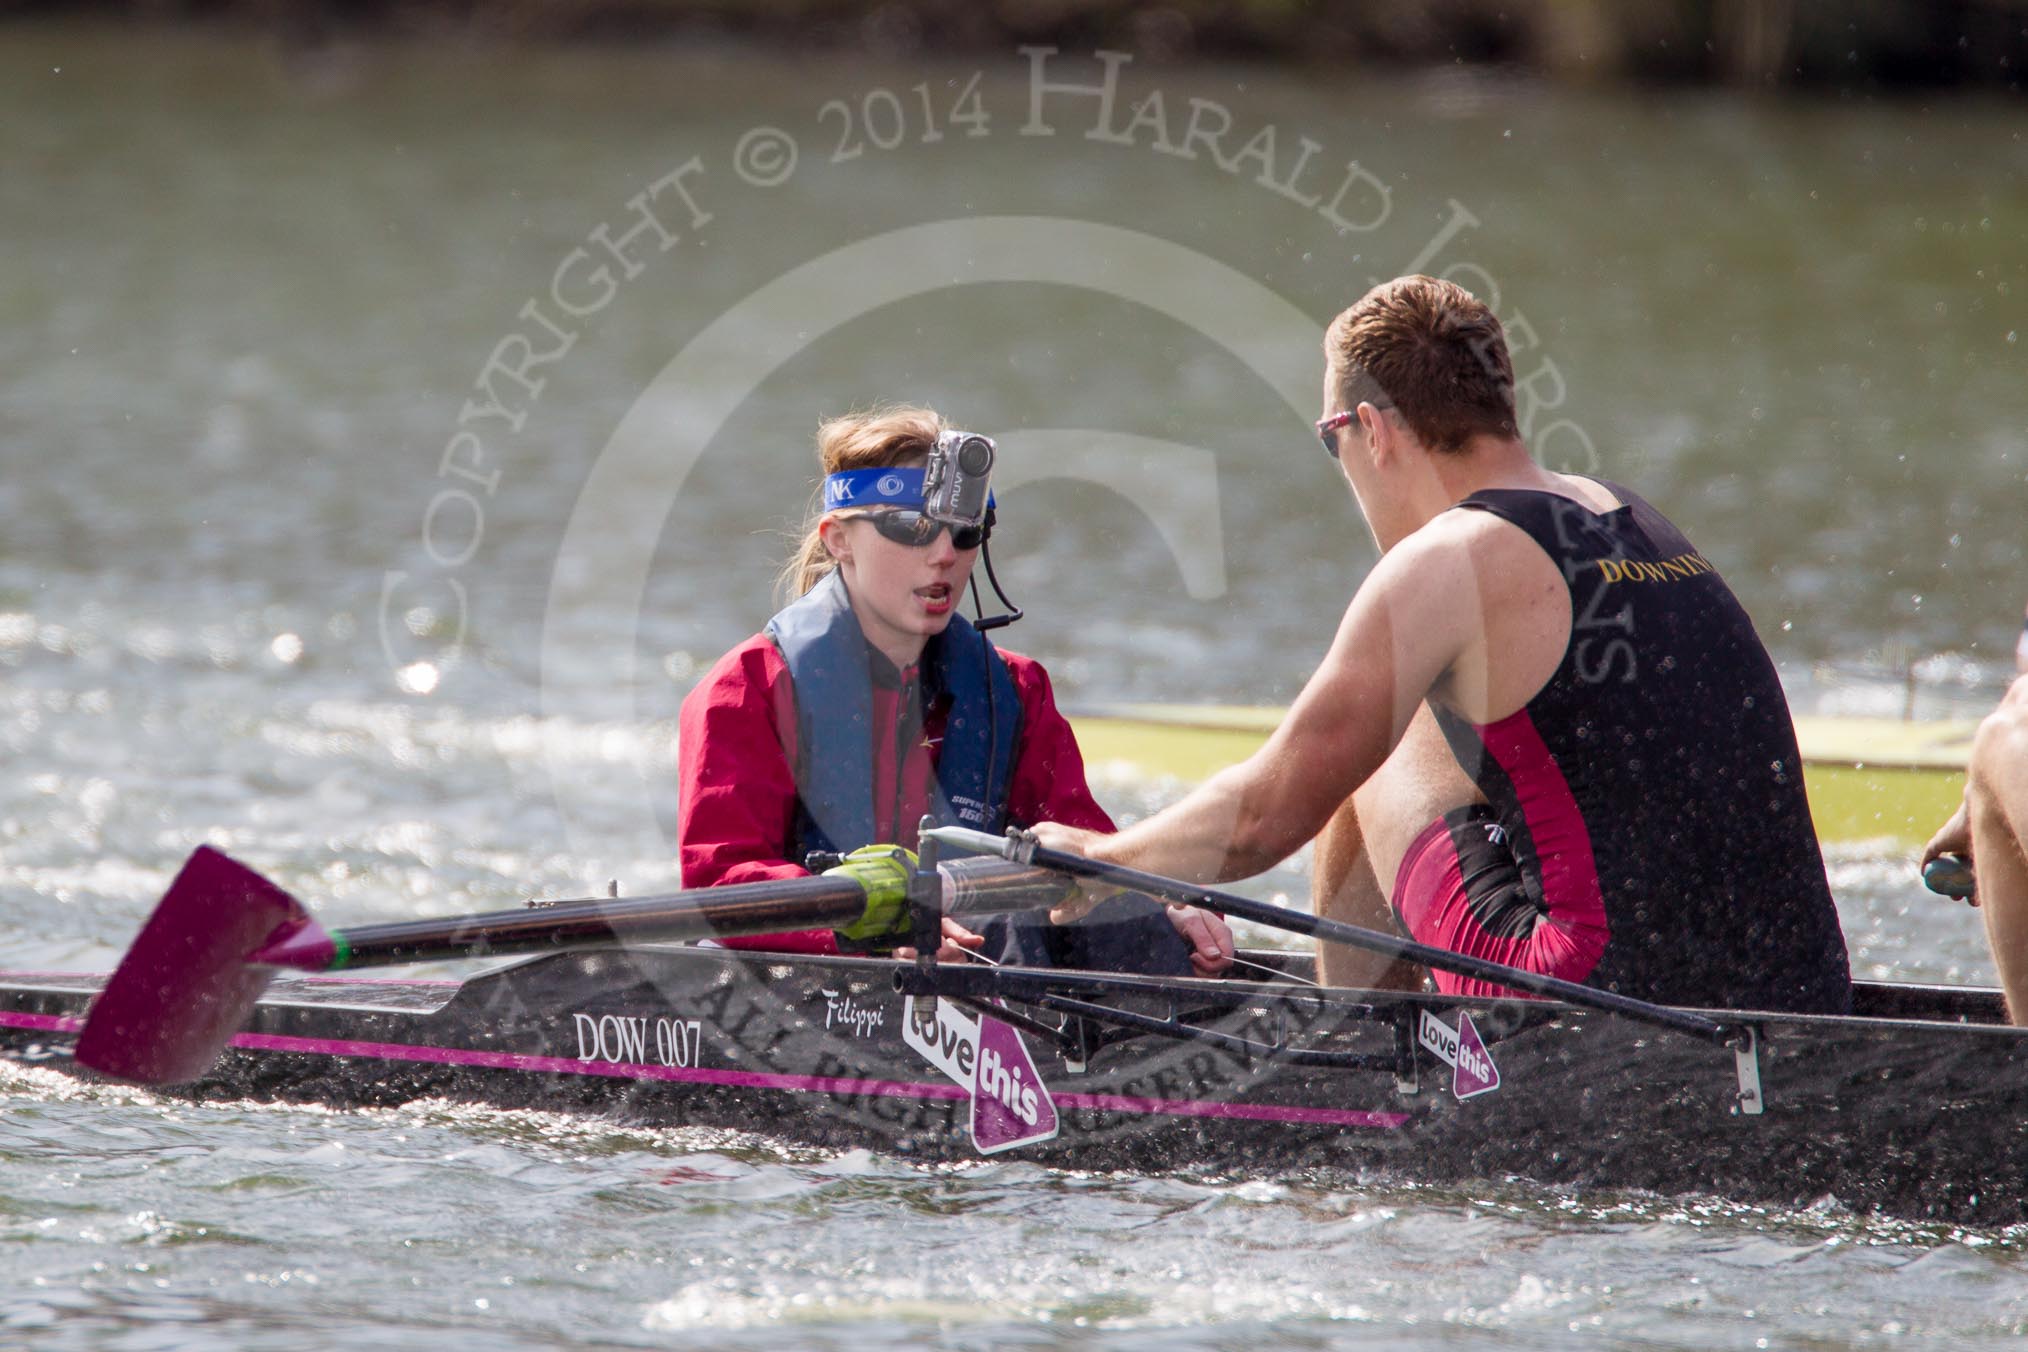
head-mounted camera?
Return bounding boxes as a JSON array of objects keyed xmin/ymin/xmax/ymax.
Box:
[{"xmin": 922, "ymin": 430, "xmax": 995, "ymax": 532}]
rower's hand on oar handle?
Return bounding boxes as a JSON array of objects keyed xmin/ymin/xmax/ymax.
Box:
[
  {"xmin": 1025, "ymin": 822, "xmax": 1234, "ymax": 972},
  {"xmin": 1026, "ymin": 821, "xmax": 1125, "ymax": 922},
  {"xmin": 1921, "ymin": 801, "xmax": 1978, "ymax": 905}
]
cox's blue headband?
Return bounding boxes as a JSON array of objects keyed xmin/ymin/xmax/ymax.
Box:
[
  {"xmin": 823, "ymin": 468, "xmax": 995, "ymax": 514},
  {"xmin": 824, "ymin": 467, "xmax": 924, "ymax": 511}
]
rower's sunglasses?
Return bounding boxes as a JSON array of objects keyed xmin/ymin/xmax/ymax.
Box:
[
  {"xmin": 862, "ymin": 509, "xmax": 990, "ymax": 550},
  {"xmin": 1316, "ymin": 402, "xmax": 1392, "ymax": 459}
]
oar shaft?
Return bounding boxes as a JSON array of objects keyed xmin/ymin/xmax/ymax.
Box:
[
  {"xmin": 926, "ymin": 826, "xmax": 1733, "ymax": 1045},
  {"xmin": 311, "ymin": 858, "xmax": 1074, "ymax": 971},
  {"xmin": 329, "ymin": 874, "xmax": 873, "ymax": 969},
  {"xmin": 940, "ymin": 858, "xmax": 1077, "ymax": 916}
]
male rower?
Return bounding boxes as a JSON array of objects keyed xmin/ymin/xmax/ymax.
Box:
[
  {"xmin": 1921, "ymin": 601, "xmax": 2028, "ymax": 1020},
  {"xmin": 1037, "ymin": 275, "xmax": 1852, "ymax": 1013}
]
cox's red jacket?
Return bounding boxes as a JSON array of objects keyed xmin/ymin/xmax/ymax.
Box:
[{"xmin": 676, "ymin": 635, "xmax": 1117, "ymax": 954}]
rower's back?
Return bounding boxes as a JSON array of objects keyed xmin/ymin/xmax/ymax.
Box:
[{"xmin": 1433, "ymin": 481, "xmax": 1853, "ymax": 1014}]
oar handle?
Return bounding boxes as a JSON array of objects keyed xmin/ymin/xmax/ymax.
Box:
[
  {"xmin": 925, "ymin": 825, "xmax": 1735, "ymax": 1046},
  {"xmin": 1923, "ymin": 855, "xmax": 1976, "ymax": 901}
]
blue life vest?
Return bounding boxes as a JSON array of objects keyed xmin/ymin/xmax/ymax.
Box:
[{"xmin": 765, "ymin": 570, "xmax": 1022, "ymax": 858}]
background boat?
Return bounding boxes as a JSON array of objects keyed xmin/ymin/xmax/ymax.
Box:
[{"xmin": 1070, "ymin": 705, "xmax": 1976, "ymax": 847}]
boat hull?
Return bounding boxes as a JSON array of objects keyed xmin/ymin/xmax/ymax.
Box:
[{"xmin": 1, "ymin": 947, "xmax": 2021, "ymax": 1225}]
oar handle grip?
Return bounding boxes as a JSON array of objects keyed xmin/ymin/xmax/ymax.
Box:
[
  {"xmin": 1923, "ymin": 855, "xmax": 1977, "ymax": 901},
  {"xmin": 924, "ymin": 826, "xmax": 1735, "ymax": 1046},
  {"xmin": 927, "ymin": 824, "xmax": 1038, "ymax": 863}
]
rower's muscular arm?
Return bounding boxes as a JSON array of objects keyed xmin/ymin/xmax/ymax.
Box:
[{"xmin": 1046, "ymin": 526, "xmax": 1483, "ymax": 883}]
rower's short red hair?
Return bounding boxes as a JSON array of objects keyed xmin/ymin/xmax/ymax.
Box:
[{"xmin": 1324, "ymin": 276, "xmax": 1518, "ymax": 455}]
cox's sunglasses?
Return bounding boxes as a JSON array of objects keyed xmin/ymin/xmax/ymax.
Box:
[{"xmin": 861, "ymin": 509, "xmax": 989, "ymax": 550}]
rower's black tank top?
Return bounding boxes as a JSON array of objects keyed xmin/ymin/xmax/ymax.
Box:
[{"xmin": 1433, "ymin": 483, "xmax": 1852, "ymax": 1014}]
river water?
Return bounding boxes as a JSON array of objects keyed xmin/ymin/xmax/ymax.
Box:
[{"xmin": 3, "ymin": 21, "xmax": 2028, "ymax": 1350}]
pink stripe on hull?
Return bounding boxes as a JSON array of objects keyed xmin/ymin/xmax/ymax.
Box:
[
  {"xmin": 0, "ymin": 1011, "xmax": 1408, "ymax": 1132},
  {"xmin": 228, "ymin": 1030, "xmax": 975, "ymax": 1103},
  {"xmin": 0, "ymin": 1011, "xmax": 83, "ymax": 1034},
  {"xmin": 228, "ymin": 1031, "xmax": 1408, "ymax": 1130}
]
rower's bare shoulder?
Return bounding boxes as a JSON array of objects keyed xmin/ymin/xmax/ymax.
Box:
[
  {"xmin": 1408, "ymin": 507, "xmax": 1556, "ymax": 576},
  {"xmin": 1361, "ymin": 515, "xmax": 1556, "ymax": 637},
  {"xmin": 1362, "ymin": 515, "xmax": 1478, "ymax": 595},
  {"xmin": 1396, "ymin": 511, "xmax": 1568, "ymax": 629}
]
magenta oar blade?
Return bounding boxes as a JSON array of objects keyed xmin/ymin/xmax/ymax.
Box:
[{"xmin": 74, "ymin": 846, "xmax": 324, "ymax": 1085}]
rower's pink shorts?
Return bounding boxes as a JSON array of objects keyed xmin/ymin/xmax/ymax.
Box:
[{"xmin": 1390, "ymin": 804, "xmax": 1596, "ymax": 999}]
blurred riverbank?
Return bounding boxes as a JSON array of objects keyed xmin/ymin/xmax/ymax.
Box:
[{"xmin": 8, "ymin": 0, "xmax": 2028, "ymax": 91}]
